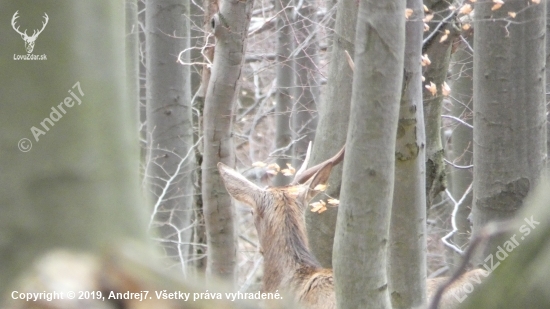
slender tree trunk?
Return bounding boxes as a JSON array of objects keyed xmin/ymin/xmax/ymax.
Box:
[
  {"xmin": 190, "ymin": 0, "xmax": 204, "ymax": 96},
  {"xmin": 0, "ymin": 0, "xmax": 147, "ymax": 295},
  {"xmin": 422, "ymin": 0, "xmax": 460, "ymax": 207},
  {"xmin": 449, "ymin": 30, "xmax": 474, "ymax": 262},
  {"xmin": 146, "ymin": 0, "xmax": 195, "ymax": 274},
  {"xmin": 333, "ymin": 1, "xmax": 405, "ymax": 307},
  {"xmin": 546, "ymin": 1, "xmax": 550, "ymax": 157},
  {"xmin": 388, "ymin": 0, "xmax": 427, "ymax": 307},
  {"xmin": 305, "ymin": 0, "xmax": 358, "ymax": 268},
  {"xmin": 202, "ymin": 0, "xmax": 254, "ymax": 285},
  {"xmin": 472, "ymin": 0, "xmax": 546, "ymax": 261},
  {"xmin": 324, "ymin": 0, "xmax": 338, "ymax": 52},
  {"xmin": 126, "ymin": 0, "xmax": 140, "ymax": 128},
  {"xmin": 188, "ymin": 0, "xmax": 218, "ymax": 276},
  {"xmin": 138, "ymin": 0, "xmax": 148, "ymax": 170},
  {"xmin": 273, "ymin": 0, "xmax": 294, "ymax": 186},
  {"xmin": 292, "ymin": 0, "xmax": 320, "ymax": 167}
]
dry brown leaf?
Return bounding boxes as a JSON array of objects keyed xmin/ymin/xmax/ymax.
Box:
[
  {"xmin": 310, "ymin": 202, "xmax": 323, "ymax": 213},
  {"xmin": 252, "ymin": 161, "xmax": 266, "ymax": 168},
  {"xmin": 421, "ymin": 54, "xmax": 431, "ymax": 66},
  {"xmin": 459, "ymin": 4, "xmax": 473, "ymax": 14},
  {"xmin": 442, "ymin": 82, "xmax": 451, "ymax": 97},
  {"xmin": 281, "ymin": 169, "xmax": 294, "ymax": 176},
  {"xmin": 313, "ymin": 184, "xmax": 327, "ymax": 191},
  {"xmin": 462, "ymin": 23, "xmax": 471, "ymax": 30},
  {"xmin": 532, "ymin": 0, "xmax": 540, "ymax": 4},
  {"xmin": 422, "ymin": 75, "xmax": 426, "ymax": 82},
  {"xmin": 425, "ymin": 82, "xmax": 437, "ymax": 96},
  {"xmin": 491, "ymin": 3, "xmax": 503, "ymax": 10},
  {"xmin": 440, "ymin": 34, "xmax": 448, "ymax": 43},
  {"xmin": 266, "ymin": 169, "xmax": 278, "ymax": 176},
  {"xmin": 423, "ymin": 14, "xmax": 434, "ymax": 22},
  {"xmin": 327, "ymin": 198, "xmax": 340, "ymax": 206},
  {"xmin": 424, "ymin": 23, "xmax": 430, "ymax": 32},
  {"xmin": 492, "ymin": 0, "xmax": 504, "ymax": 11},
  {"xmin": 266, "ymin": 163, "xmax": 280, "ymax": 172},
  {"xmin": 508, "ymin": 11, "xmax": 516, "ymax": 18},
  {"xmin": 286, "ymin": 163, "xmax": 296, "ymax": 174},
  {"xmin": 405, "ymin": 8, "xmax": 414, "ymax": 19},
  {"xmin": 318, "ymin": 206, "xmax": 328, "ymax": 214},
  {"xmin": 423, "ymin": 4, "xmax": 429, "ymax": 12}
]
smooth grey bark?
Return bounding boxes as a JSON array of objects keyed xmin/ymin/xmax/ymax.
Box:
[
  {"xmin": 305, "ymin": 0, "xmax": 358, "ymax": 268},
  {"xmin": 388, "ymin": 0, "xmax": 427, "ymax": 308},
  {"xmin": 146, "ymin": 0, "xmax": 195, "ymax": 272},
  {"xmin": 449, "ymin": 31, "xmax": 474, "ymax": 261},
  {"xmin": 202, "ymin": 0, "xmax": 254, "ymax": 285},
  {"xmin": 546, "ymin": 1, "xmax": 550, "ymax": 157},
  {"xmin": 0, "ymin": 0, "xmax": 147, "ymax": 296},
  {"xmin": 472, "ymin": 0, "xmax": 546, "ymax": 262},
  {"xmin": 324, "ymin": 0, "xmax": 338, "ymax": 53},
  {"xmin": 333, "ymin": 1, "xmax": 405, "ymax": 308},
  {"xmin": 190, "ymin": 0, "xmax": 204, "ymax": 95},
  {"xmin": 292, "ymin": 0, "xmax": 320, "ymax": 167},
  {"xmin": 273, "ymin": 0, "xmax": 294, "ymax": 186},
  {"xmin": 126, "ymin": 0, "xmax": 140, "ymax": 128},
  {"xmin": 188, "ymin": 0, "xmax": 216, "ymax": 275},
  {"xmin": 422, "ymin": 1, "xmax": 460, "ymax": 207}
]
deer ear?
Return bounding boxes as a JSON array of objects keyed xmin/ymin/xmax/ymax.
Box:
[
  {"xmin": 218, "ymin": 162, "xmax": 263, "ymax": 208},
  {"xmin": 301, "ymin": 162, "xmax": 334, "ymax": 202}
]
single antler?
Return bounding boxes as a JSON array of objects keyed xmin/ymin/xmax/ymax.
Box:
[
  {"xmin": 291, "ymin": 143, "xmax": 345, "ymax": 185},
  {"xmin": 11, "ymin": 11, "xmax": 26, "ymax": 37},
  {"xmin": 32, "ymin": 13, "xmax": 49, "ymax": 39}
]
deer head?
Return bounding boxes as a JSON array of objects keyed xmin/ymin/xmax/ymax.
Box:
[
  {"xmin": 217, "ymin": 144, "xmax": 344, "ymax": 291},
  {"xmin": 12, "ymin": 11, "xmax": 49, "ymax": 54}
]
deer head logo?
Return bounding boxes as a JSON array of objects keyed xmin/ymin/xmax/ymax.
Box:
[{"xmin": 11, "ymin": 11, "xmax": 49, "ymax": 54}]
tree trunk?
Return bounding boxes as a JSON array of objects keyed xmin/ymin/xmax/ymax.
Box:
[
  {"xmin": 449, "ymin": 30, "xmax": 474, "ymax": 263},
  {"xmin": 273, "ymin": 0, "xmax": 294, "ymax": 186},
  {"xmin": 546, "ymin": 1, "xmax": 550, "ymax": 158},
  {"xmin": 0, "ymin": 0, "xmax": 147, "ymax": 295},
  {"xmin": 202, "ymin": 0, "xmax": 254, "ymax": 285},
  {"xmin": 126, "ymin": 0, "xmax": 140, "ymax": 128},
  {"xmin": 146, "ymin": 0, "xmax": 195, "ymax": 275},
  {"xmin": 305, "ymin": 0, "xmax": 358, "ymax": 268},
  {"xmin": 333, "ymin": 1, "xmax": 405, "ymax": 307},
  {"xmin": 188, "ymin": 0, "xmax": 218, "ymax": 276},
  {"xmin": 472, "ymin": 0, "xmax": 546, "ymax": 261},
  {"xmin": 388, "ymin": 0, "xmax": 427, "ymax": 307},
  {"xmin": 422, "ymin": 0, "xmax": 460, "ymax": 207},
  {"xmin": 292, "ymin": 0, "xmax": 320, "ymax": 167}
]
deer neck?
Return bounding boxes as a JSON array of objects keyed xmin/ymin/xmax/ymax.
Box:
[{"xmin": 260, "ymin": 193, "xmax": 321, "ymax": 292}]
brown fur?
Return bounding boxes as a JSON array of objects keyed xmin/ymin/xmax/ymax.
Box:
[{"xmin": 218, "ymin": 162, "xmax": 485, "ymax": 309}]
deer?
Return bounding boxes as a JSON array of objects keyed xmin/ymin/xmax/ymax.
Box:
[
  {"xmin": 11, "ymin": 11, "xmax": 49, "ymax": 54},
  {"xmin": 218, "ymin": 144, "xmax": 487, "ymax": 309}
]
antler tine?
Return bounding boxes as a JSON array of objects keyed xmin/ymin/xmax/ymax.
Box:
[
  {"xmin": 292, "ymin": 144, "xmax": 345, "ymax": 185},
  {"xmin": 292, "ymin": 141, "xmax": 313, "ymax": 183}
]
